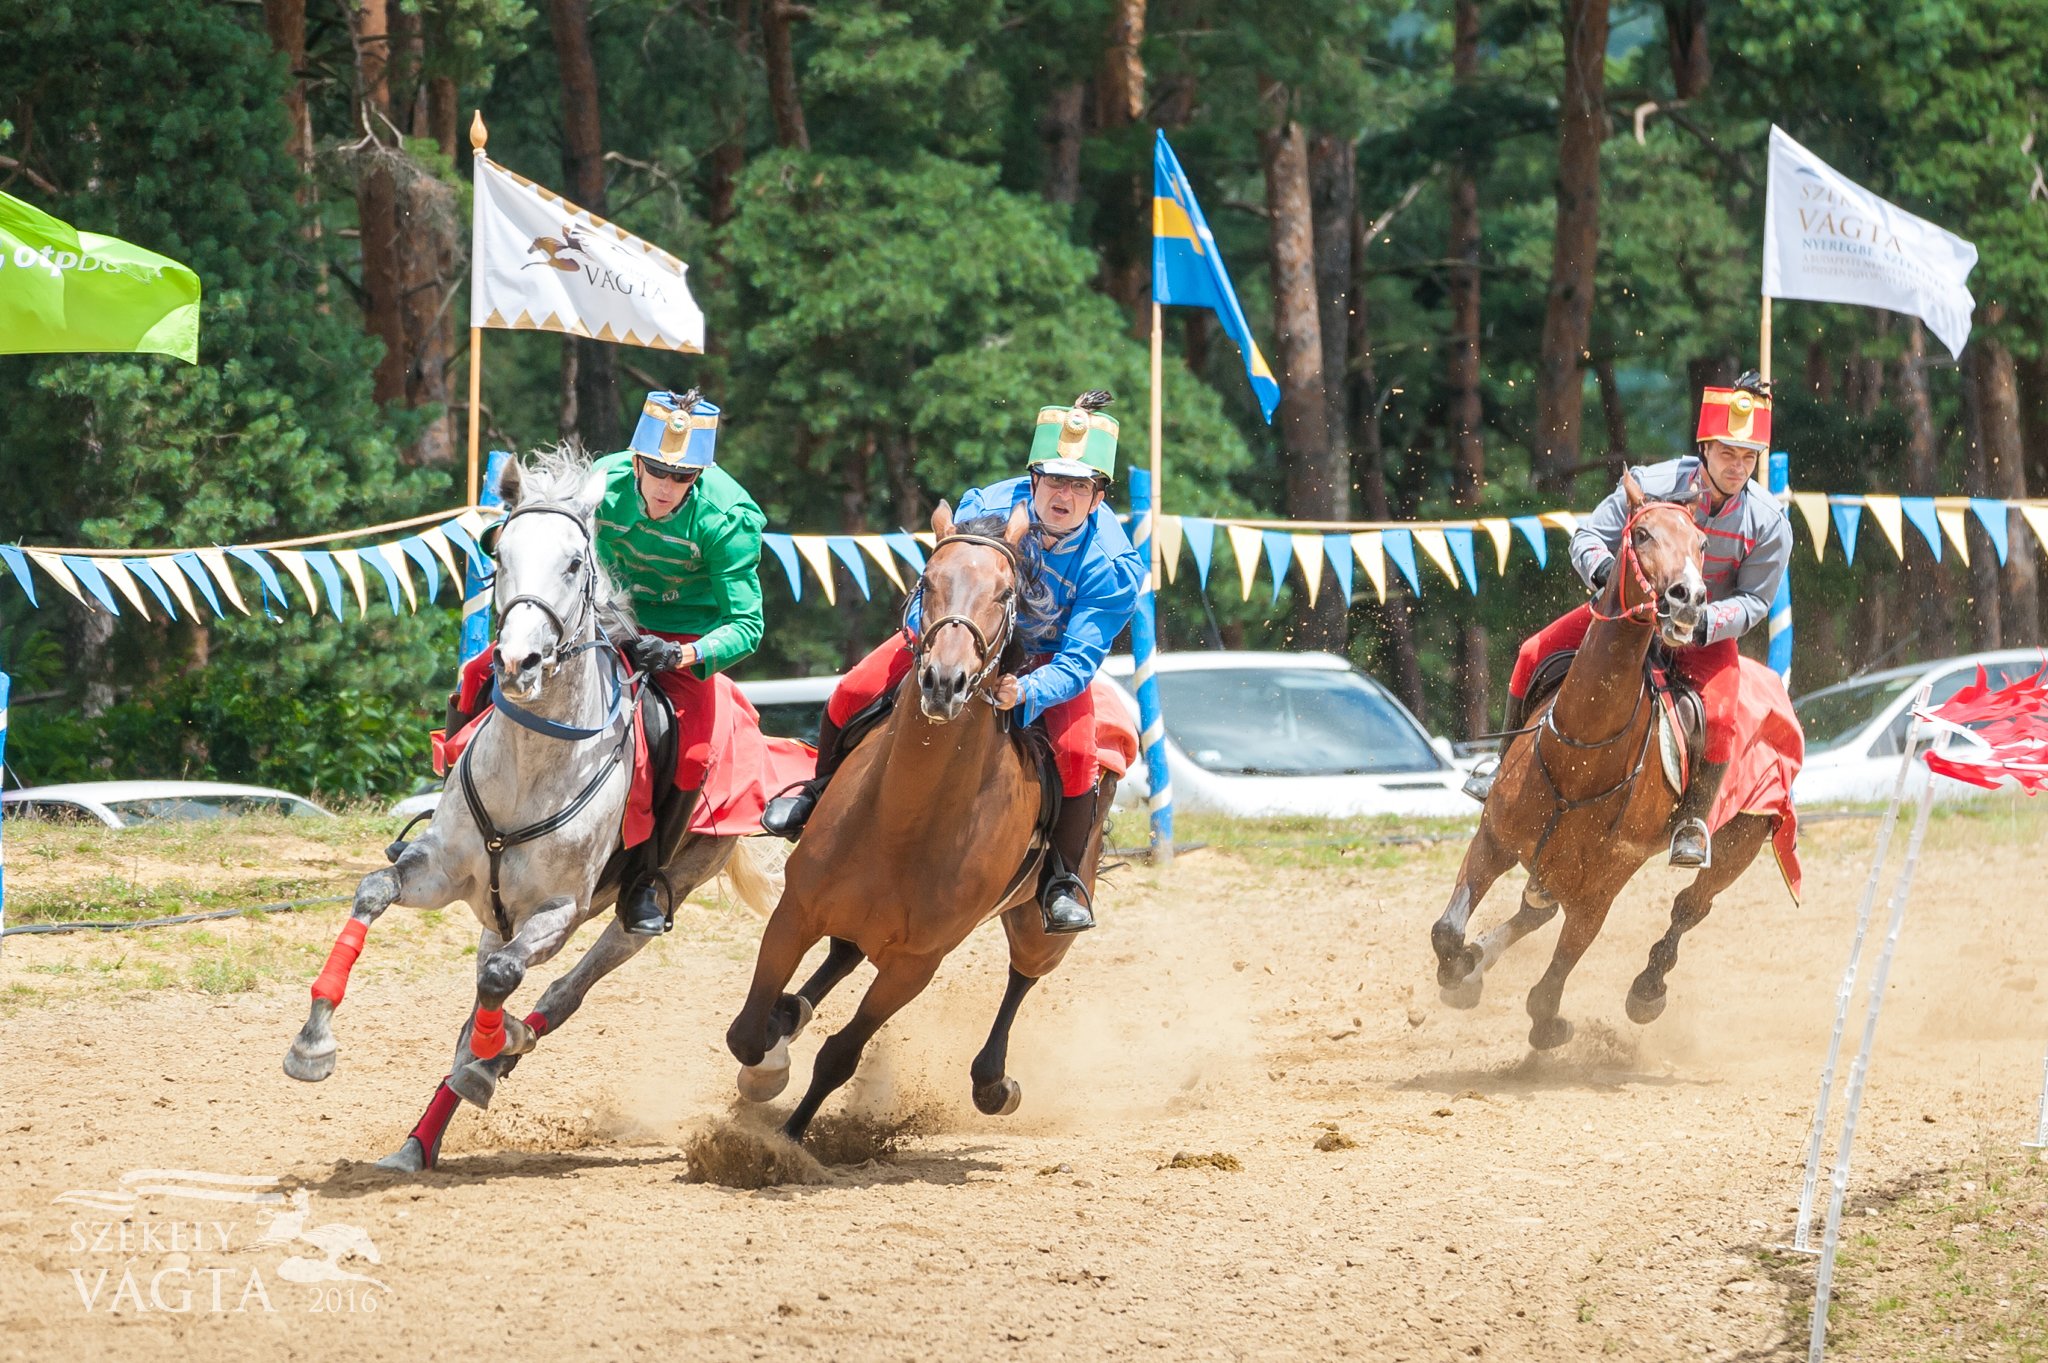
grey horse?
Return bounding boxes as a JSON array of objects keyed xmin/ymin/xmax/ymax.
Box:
[{"xmin": 282, "ymin": 449, "xmax": 777, "ymax": 1171}]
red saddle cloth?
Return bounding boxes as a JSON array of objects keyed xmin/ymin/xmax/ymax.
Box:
[
  {"xmin": 434, "ymin": 671, "xmax": 816, "ymax": 846},
  {"xmin": 1090, "ymin": 678, "xmax": 1140, "ymax": 779},
  {"xmin": 1705, "ymin": 656, "xmax": 1805, "ymax": 900}
]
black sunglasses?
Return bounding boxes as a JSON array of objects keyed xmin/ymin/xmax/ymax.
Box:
[{"xmin": 638, "ymin": 460, "xmax": 702, "ymax": 485}]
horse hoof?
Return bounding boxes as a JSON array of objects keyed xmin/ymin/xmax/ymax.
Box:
[
  {"xmin": 447, "ymin": 1061, "xmax": 498, "ymax": 1111},
  {"xmin": 282, "ymin": 1038, "xmax": 336, "ymax": 1084},
  {"xmin": 737, "ymin": 1035, "xmax": 792, "ymax": 1103},
  {"xmin": 374, "ymin": 1137, "xmax": 428, "ymax": 1174},
  {"xmin": 974, "ymin": 1077, "xmax": 1022, "ymax": 1117},
  {"xmin": 1626, "ymin": 988, "xmax": 1668, "ymax": 1025},
  {"xmin": 1529, "ymin": 1017, "xmax": 1574, "ymax": 1051},
  {"xmin": 1439, "ymin": 974, "xmax": 1485, "ymax": 1010}
]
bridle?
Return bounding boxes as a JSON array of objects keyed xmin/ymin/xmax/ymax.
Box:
[
  {"xmin": 1586, "ymin": 499, "xmax": 1699, "ymax": 627},
  {"xmin": 903, "ymin": 532, "xmax": 1021, "ymax": 704},
  {"xmin": 488, "ymin": 503, "xmax": 602, "ymax": 671}
]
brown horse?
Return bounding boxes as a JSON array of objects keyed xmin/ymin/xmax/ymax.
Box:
[
  {"xmin": 725, "ymin": 499, "xmax": 1116, "ymax": 1142},
  {"xmin": 1429, "ymin": 474, "xmax": 1775, "ymax": 1049}
]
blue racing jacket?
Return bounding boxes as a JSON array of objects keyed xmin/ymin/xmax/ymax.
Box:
[{"xmin": 914, "ymin": 476, "xmax": 1143, "ymax": 727}]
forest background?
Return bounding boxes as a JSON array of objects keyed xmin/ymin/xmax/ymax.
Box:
[{"xmin": 3, "ymin": 0, "xmax": 2045, "ymax": 796}]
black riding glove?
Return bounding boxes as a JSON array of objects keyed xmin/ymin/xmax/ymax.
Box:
[
  {"xmin": 1691, "ymin": 616, "xmax": 1711, "ymax": 647},
  {"xmin": 1590, "ymin": 558, "xmax": 1614, "ymax": 593},
  {"xmin": 623, "ymin": 634, "xmax": 689, "ymax": 674}
]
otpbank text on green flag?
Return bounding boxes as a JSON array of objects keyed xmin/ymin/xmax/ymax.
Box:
[{"xmin": 0, "ymin": 189, "xmax": 201, "ymax": 364}]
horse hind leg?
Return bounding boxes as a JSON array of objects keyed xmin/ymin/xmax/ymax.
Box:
[
  {"xmin": 1443, "ymin": 882, "xmax": 1562, "ymax": 1011},
  {"xmin": 452, "ymin": 897, "xmax": 582, "ymax": 1108},
  {"xmin": 1628, "ymin": 814, "xmax": 1770, "ymax": 1025},
  {"xmin": 970, "ymin": 967, "xmax": 1038, "ymax": 1116},
  {"xmin": 1432, "ymin": 821, "xmax": 1517, "ymax": 1002},
  {"xmin": 782, "ymin": 955, "xmax": 940, "ymax": 1145},
  {"xmin": 728, "ymin": 904, "xmax": 826, "ymax": 1101}
]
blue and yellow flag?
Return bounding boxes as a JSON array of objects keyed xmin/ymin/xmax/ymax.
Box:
[{"xmin": 1152, "ymin": 130, "xmax": 1278, "ymax": 423}]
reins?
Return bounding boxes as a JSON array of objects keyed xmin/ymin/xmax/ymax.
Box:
[{"xmin": 903, "ymin": 531, "xmax": 1022, "ymax": 705}]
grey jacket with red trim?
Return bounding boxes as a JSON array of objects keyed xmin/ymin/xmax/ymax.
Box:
[{"xmin": 1568, "ymin": 455, "xmax": 1792, "ymax": 647}]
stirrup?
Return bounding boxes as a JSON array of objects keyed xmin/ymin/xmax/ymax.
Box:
[
  {"xmin": 619, "ymin": 878, "xmax": 673, "ymax": 936},
  {"xmin": 1668, "ymin": 817, "xmax": 1712, "ymax": 869},
  {"xmin": 1040, "ymin": 875, "xmax": 1095, "ymax": 935},
  {"xmin": 1460, "ymin": 754, "xmax": 1499, "ymax": 804}
]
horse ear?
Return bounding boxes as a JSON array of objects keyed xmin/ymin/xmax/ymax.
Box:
[
  {"xmin": 575, "ymin": 467, "xmax": 607, "ymax": 516},
  {"xmin": 1003, "ymin": 498, "xmax": 1031, "ymax": 547},
  {"xmin": 495, "ymin": 458, "xmax": 524, "ymax": 509},
  {"xmin": 930, "ymin": 499, "xmax": 956, "ymax": 540},
  {"xmin": 1622, "ymin": 469, "xmax": 1645, "ymax": 510}
]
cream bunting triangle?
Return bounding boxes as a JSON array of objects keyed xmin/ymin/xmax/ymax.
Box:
[
  {"xmin": 23, "ymin": 550, "xmax": 89, "ymax": 605},
  {"xmin": 2020, "ymin": 506, "xmax": 2048, "ymax": 564},
  {"xmin": 1353, "ymin": 531, "xmax": 1387, "ymax": 603},
  {"xmin": 195, "ymin": 548, "xmax": 250, "ymax": 615},
  {"xmin": 1289, "ymin": 534, "xmax": 1324, "ymax": 607},
  {"xmin": 95, "ymin": 558, "xmax": 153, "ymax": 618},
  {"xmin": 1414, "ymin": 528, "xmax": 1460, "ymax": 589},
  {"xmin": 1480, "ymin": 518, "xmax": 1513, "ymax": 576},
  {"xmin": 333, "ymin": 548, "xmax": 371, "ymax": 617},
  {"xmin": 792, "ymin": 536, "xmax": 839, "ymax": 606},
  {"xmin": 1157, "ymin": 515, "xmax": 1184, "ymax": 584},
  {"xmin": 1225, "ymin": 525, "xmax": 1263, "ymax": 601},
  {"xmin": 147, "ymin": 555, "xmax": 201, "ymax": 619},
  {"xmin": 853, "ymin": 536, "xmax": 906, "ymax": 593},
  {"xmin": 270, "ymin": 549, "xmax": 320, "ymax": 617},
  {"xmin": 419, "ymin": 527, "xmax": 462, "ymax": 585},
  {"xmin": 1862, "ymin": 495, "xmax": 1905, "ymax": 559},
  {"xmin": 1935, "ymin": 504, "xmax": 1971, "ymax": 566},
  {"xmin": 1539, "ymin": 510, "xmax": 1579, "ymax": 536},
  {"xmin": 1791, "ymin": 492, "xmax": 1831, "ymax": 562},
  {"xmin": 377, "ymin": 543, "xmax": 419, "ymax": 612}
]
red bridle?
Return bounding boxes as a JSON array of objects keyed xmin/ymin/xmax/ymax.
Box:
[{"xmin": 1586, "ymin": 501, "xmax": 1698, "ymax": 626}]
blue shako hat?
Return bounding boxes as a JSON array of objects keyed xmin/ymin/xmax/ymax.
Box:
[{"xmin": 629, "ymin": 389, "xmax": 720, "ymax": 468}]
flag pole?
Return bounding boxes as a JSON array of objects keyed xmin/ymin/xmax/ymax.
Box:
[
  {"xmin": 1150, "ymin": 302, "xmax": 1164, "ymax": 583},
  {"xmin": 1760, "ymin": 295, "xmax": 1773, "ymax": 384},
  {"xmin": 467, "ymin": 110, "xmax": 489, "ymax": 509},
  {"xmin": 1128, "ymin": 298, "xmax": 1174, "ymax": 866}
]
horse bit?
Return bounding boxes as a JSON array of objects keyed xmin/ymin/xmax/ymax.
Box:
[{"xmin": 902, "ymin": 531, "xmax": 1021, "ymax": 705}]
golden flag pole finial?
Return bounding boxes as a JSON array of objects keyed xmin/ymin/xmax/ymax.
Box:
[{"xmin": 470, "ymin": 109, "xmax": 488, "ymax": 153}]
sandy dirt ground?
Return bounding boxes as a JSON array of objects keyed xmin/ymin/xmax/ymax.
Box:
[{"xmin": 1, "ymin": 803, "xmax": 2043, "ymax": 1362}]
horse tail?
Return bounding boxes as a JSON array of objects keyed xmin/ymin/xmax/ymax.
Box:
[{"xmin": 716, "ymin": 837, "xmax": 785, "ymax": 918}]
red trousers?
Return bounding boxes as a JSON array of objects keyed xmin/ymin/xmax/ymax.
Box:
[
  {"xmin": 828, "ymin": 635, "xmax": 1100, "ymax": 797},
  {"xmin": 459, "ymin": 630, "xmax": 716, "ymax": 789},
  {"xmin": 1508, "ymin": 605, "xmax": 1743, "ymax": 763}
]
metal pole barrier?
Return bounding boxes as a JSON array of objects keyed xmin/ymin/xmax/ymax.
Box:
[
  {"xmin": 1126, "ymin": 468, "xmax": 1174, "ymax": 865},
  {"xmin": 1768, "ymin": 451, "xmax": 1793, "ymax": 687},
  {"xmin": 459, "ymin": 449, "xmax": 511, "ymax": 670},
  {"xmin": 1791, "ymin": 684, "xmax": 1931, "ymax": 1251},
  {"xmin": 1807, "ymin": 723, "xmax": 1945, "ymax": 1363},
  {"xmin": 2022, "ymin": 1048, "xmax": 2048, "ymax": 1150}
]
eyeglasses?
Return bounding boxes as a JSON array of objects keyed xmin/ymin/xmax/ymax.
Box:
[
  {"xmin": 638, "ymin": 460, "xmax": 701, "ymax": 485},
  {"xmin": 1032, "ymin": 472, "xmax": 1105, "ymax": 494}
]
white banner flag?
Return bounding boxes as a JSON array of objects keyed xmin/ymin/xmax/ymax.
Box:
[
  {"xmin": 470, "ymin": 154, "xmax": 703, "ymax": 353},
  {"xmin": 1762, "ymin": 125, "xmax": 1978, "ymax": 358}
]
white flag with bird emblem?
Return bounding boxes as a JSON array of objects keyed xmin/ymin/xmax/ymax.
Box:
[{"xmin": 470, "ymin": 154, "xmax": 704, "ymax": 352}]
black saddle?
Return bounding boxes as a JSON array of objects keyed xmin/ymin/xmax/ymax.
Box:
[
  {"xmin": 595, "ymin": 677, "xmax": 680, "ymax": 899},
  {"xmin": 1526, "ymin": 645, "xmax": 1705, "ymax": 782}
]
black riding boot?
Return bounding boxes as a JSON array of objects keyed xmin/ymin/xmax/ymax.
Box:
[
  {"xmin": 443, "ymin": 686, "xmax": 488, "ymax": 741},
  {"xmin": 760, "ymin": 712, "xmax": 844, "ymax": 841},
  {"xmin": 1461, "ymin": 690, "xmax": 1532, "ymax": 804},
  {"xmin": 1039, "ymin": 780, "xmax": 1111, "ymax": 935},
  {"xmin": 619, "ymin": 785, "xmax": 701, "ymax": 935},
  {"xmin": 1668, "ymin": 760, "xmax": 1727, "ymax": 869}
]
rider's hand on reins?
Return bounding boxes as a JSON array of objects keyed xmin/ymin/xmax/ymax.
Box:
[{"xmin": 991, "ymin": 676, "xmax": 1023, "ymax": 710}]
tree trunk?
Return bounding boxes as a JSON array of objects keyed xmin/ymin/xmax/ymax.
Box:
[
  {"xmin": 706, "ymin": 0, "xmax": 754, "ymax": 232},
  {"xmin": 1095, "ymin": 0, "xmax": 1150, "ymax": 330},
  {"xmin": 1662, "ymin": 0, "xmax": 1710, "ymax": 99},
  {"xmin": 262, "ymin": 0, "xmax": 311, "ymax": 173},
  {"xmin": 762, "ymin": 1, "xmax": 810, "ymax": 151},
  {"xmin": 350, "ymin": 0, "xmax": 407, "ymax": 407},
  {"xmin": 1976, "ymin": 313, "xmax": 2039, "ymax": 644},
  {"xmin": 1898, "ymin": 319, "xmax": 1954, "ymax": 656},
  {"xmin": 1963, "ymin": 339, "xmax": 2004, "ymax": 649},
  {"xmin": 1447, "ymin": 0, "xmax": 1488, "ymax": 740},
  {"xmin": 427, "ymin": 76, "xmax": 458, "ymax": 159},
  {"xmin": 1349, "ymin": 207, "xmax": 1424, "ymax": 716},
  {"xmin": 549, "ymin": 0, "xmax": 620, "ymax": 450},
  {"xmin": 1530, "ymin": 0, "xmax": 1609, "ymax": 497},
  {"xmin": 1309, "ymin": 133, "xmax": 1355, "ymax": 490},
  {"xmin": 1096, "ymin": 0, "xmax": 1146, "ymax": 129},
  {"xmin": 1686, "ymin": 354, "xmax": 1735, "ymax": 400},
  {"xmin": 2017, "ymin": 352, "xmax": 2048, "ymax": 504},
  {"xmin": 1260, "ymin": 81, "xmax": 1343, "ymax": 651},
  {"xmin": 1041, "ymin": 82, "xmax": 1086, "ymax": 205},
  {"xmin": 1593, "ymin": 357, "xmax": 1629, "ymax": 484}
]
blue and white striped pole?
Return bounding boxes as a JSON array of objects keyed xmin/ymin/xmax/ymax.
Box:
[
  {"xmin": 1127, "ymin": 469, "xmax": 1174, "ymax": 866},
  {"xmin": 459, "ymin": 449, "xmax": 511, "ymax": 669},
  {"xmin": 1768, "ymin": 449, "xmax": 1793, "ymax": 685},
  {"xmin": 1, "ymin": 670, "xmax": 10, "ymax": 953}
]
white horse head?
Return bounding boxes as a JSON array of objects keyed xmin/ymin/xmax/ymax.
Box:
[{"xmin": 488, "ymin": 449, "xmax": 629, "ymax": 701}]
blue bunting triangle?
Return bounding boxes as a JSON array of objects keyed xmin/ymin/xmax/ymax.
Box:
[
  {"xmin": 881, "ymin": 531, "xmax": 926, "ymax": 576},
  {"xmin": 1382, "ymin": 528, "xmax": 1421, "ymax": 595},
  {"xmin": 171, "ymin": 552, "xmax": 225, "ymax": 617},
  {"xmin": 1899, "ymin": 496, "xmax": 1942, "ymax": 563},
  {"xmin": 225, "ymin": 548, "xmax": 291, "ymax": 614},
  {"xmin": 398, "ymin": 536, "xmax": 443, "ymax": 603},
  {"xmin": 300, "ymin": 550, "xmax": 347, "ymax": 619},
  {"xmin": 0, "ymin": 546, "xmax": 37, "ymax": 606},
  {"xmin": 440, "ymin": 517, "xmax": 490, "ymax": 577},
  {"xmin": 1260, "ymin": 530, "xmax": 1292, "ymax": 605},
  {"xmin": 1443, "ymin": 527, "xmax": 1480, "ymax": 596},
  {"xmin": 826, "ymin": 537, "xmax": 871, "ymax": 600},
  {"xmin": 122, "ymin": 557, "xmax": 179, "ymax": 618},
  {"xmin": 360, "ymin": 545, "xmax": 404, "ymax": 614},
  {"xmin": 1969, "ymin": 498, "xmax": 2010, "ymax": 565},
  {"xmin": 1322, "ymin": 533, "xmax": 1353, "ymax": 606},
  {"xmin": 61, "ymin": 556, "xmax": 122, "ymax": 614},
  {"xmin": 1181, "ymin": 519, "xmax": 1216, "ymax": 591},
  {"xmin": 1830, "ymin": 502, "xmax": 1863, "ymax": 566},
  {"xmin": 1509, "ymin": 516, "xmax": 1548, "ymax": 569},
  {"xmin": 762, "ymin": 534, "xmax": 804, "ymax": 602}
]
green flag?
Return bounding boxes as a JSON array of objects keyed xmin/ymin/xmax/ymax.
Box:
[{"xmin": 0, "ymin": 189, "xmax": 200, "ymax": 364}]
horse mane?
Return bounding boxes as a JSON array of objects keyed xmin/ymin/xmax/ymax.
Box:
[
  {"xmin": 502, "ymin": 443, "xmax": 638, "ymax": 637},
  {"xmin": 952, "ymin": 512, "xmax": 1057, "ymax": 643}
]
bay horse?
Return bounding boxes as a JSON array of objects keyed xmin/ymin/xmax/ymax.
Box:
[
  {"xmin": 1429, "ymin": 474, "xmax": 1775, "ymax": 1049},
  {"xmin": 724, "ymin": 498, "xmax": 1114, "ymax": 1143},
  {"xmin": 282, "ymin": 450, "xmax": 776, "ymax": 1171}
]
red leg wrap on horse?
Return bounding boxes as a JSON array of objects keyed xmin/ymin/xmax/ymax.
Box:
[
  {"xmin": 310, "ymin": 919, "xmax": 369, "ymax": 1006},
  {"xmin": 523, "ymin": 1009, "xmax": 551, "ymax": 1037},
  {"xmin": 410, "ymin": 1080, "xmax": 462, "ymax": 1164},
  {"xmin": 471, "ymin": 1006, "xmax": 506, "ymax": 1060}
]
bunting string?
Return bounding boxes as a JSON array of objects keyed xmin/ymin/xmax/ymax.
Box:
[{"xmin": 6, "ymin": 491, "xmax": 2043, "ymax": 619}]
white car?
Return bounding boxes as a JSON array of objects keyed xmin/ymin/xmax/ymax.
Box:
[
  {"xmin": 2, "ymin": 780, "xmax": 332, "ymax": 828},
  {"xmin": 1792, "ymin": 648, "xmax": 2048, "ymax": 807},
  {"xmin": 1097, "ymin": 651, "xmax": 1475, "ymax": 820}
]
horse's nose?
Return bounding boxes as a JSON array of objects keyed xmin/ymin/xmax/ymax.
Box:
[
  {"xmin": 1667, "ymin": 581, "xmax": 1703, "ymax": 610},
  {"xmin": 516, "ymin": 649, "xmax": 544, "ymax": 673}
]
